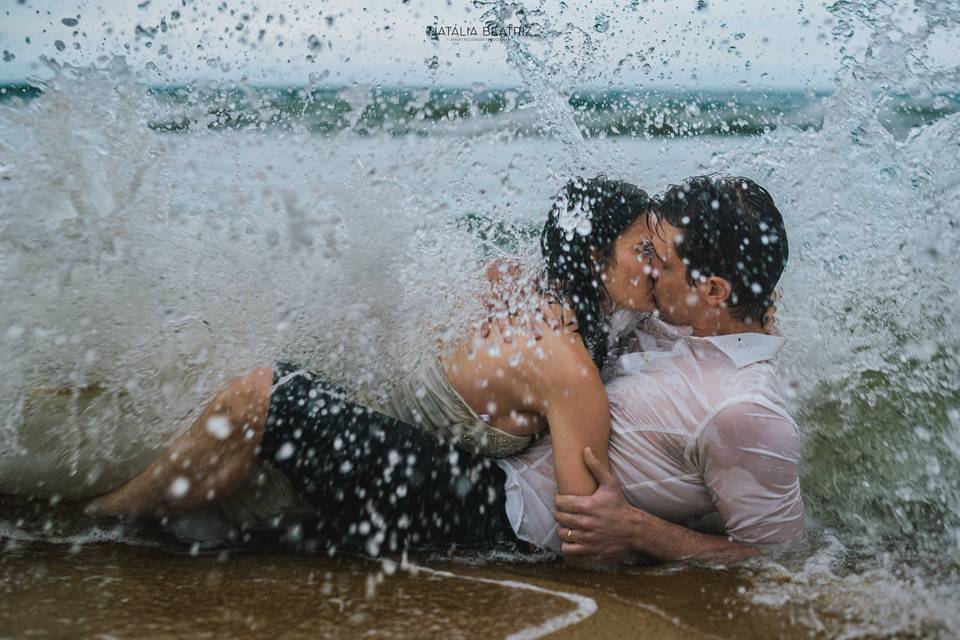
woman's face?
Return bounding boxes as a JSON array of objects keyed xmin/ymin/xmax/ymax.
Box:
[{"xmin": 600, "ymin": 216, "xmax": 656, "ymax": 312}]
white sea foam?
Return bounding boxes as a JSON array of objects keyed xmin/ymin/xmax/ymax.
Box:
[
  {"xmin": 402, "ymin": 560, "xmax": 597, "ymax": 640},
  {"xmin": 0, "ymin": 519, "xmax": 164, "ymax": 549}
]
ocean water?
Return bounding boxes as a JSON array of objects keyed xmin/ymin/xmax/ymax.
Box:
[{"xmin": 2, "ymin": 0, "xmax": 960, "ymax": 637}]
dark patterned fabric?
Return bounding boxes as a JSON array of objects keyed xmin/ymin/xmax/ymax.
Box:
[{"xmin": 256, "ymin": 362, "xmax": 519, "ymax": 555}]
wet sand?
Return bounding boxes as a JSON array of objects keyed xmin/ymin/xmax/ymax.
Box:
[
  {"xmin": 0, "ymin": 537, "xmax": 836, "ymax": 639},
  {"xmin": 0, "ymin": 392, "xmax": 836, "ymax": 640}
]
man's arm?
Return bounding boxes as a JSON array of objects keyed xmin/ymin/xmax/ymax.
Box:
[
  {"xmin": 554, "ymin": 448, "xmax": 759, "ymax": 564},
  {"xmin": 696, "ymin": 400, "xmax": 804, "ymax": 545},
  {"xmin": 556, "ymin": 397, "xmax": 804, "ymax": 565}
]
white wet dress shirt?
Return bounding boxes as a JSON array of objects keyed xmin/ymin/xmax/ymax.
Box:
[{"xmin": 496, "ymin": 317, "xmax": 805, "ymax": 552}]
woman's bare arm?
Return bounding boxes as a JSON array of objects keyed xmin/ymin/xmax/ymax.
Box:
[
  {"xmin": 533, "ymin": 336, "xmax": 612, "ymax": 496},
  {"xmin": 476, "ymin": 260, "xmax": 612, "ymax": 495}
]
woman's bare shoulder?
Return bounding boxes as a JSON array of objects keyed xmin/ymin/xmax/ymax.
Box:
[
  {"xmin": 475, "ymin": 257, "xmax": 598, "ymax": 380},
  {"xmin": 483, "ymin": 256, "xmax": 527, "ymax": 285},
  {"xmin": 480, "ymin": 259, "xmax": 559, "ymax": 331},
  {"xmin": 516, "ymin": 320, "xmax": 599, "ymax": 387}
]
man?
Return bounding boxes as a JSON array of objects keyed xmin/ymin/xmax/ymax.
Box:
[{"xmin": 547, "ymin": 175, "xmax": 803, "ymax": 563}]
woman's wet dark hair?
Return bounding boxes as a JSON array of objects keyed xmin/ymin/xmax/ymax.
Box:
[{"xmin": 540, "ymin": 175, "xmax": 651, "ymax": 368}]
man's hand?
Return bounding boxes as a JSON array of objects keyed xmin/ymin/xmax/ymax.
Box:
[
  {"xmin": 554, "ymin": 447, "xmax": 761, "ymax": 566},
  {"xmin": 554, "ymin": 447, "xmax": 641, "ymax": 565}
]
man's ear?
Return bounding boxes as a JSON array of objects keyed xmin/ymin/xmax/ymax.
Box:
[{"xmin": 701, "ymin": 276, "xmax": 733, "ymax": 308}]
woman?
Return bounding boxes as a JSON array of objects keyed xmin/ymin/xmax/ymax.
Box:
[
  {"xmin": 380, "ymin": 175, "xmax": 655, "ymax": 495},
  {"xmin": 85, "ymin": 176, "xmax": 657, "ymax": 552}
]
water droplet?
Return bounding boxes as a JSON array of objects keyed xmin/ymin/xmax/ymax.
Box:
[
  {"xmin": 948, "ymin": 409, "xmax": 960, "ymax": 429},
  {"xmin": 169, "ymin": 477, "xmax": 190, "ymax": 498},
  {"xmin": 205, "ymin": 416, "xmax": 232, "ymax": 440},
  {"xmin": 276, "ymin": 442, "xmax": 296, "ymax": 460},
  {"xmin": 4, "ymin": 325, "xmax": 24, "ymax": 341}
]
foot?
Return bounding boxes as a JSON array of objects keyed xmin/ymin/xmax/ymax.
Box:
[
  {"xmin": 81, "ymin": 494, "xmax": 120, "ymax": 519},
  {"xmin": 81, "ymin": 493, "xmax": 155, "ymax": 522}
]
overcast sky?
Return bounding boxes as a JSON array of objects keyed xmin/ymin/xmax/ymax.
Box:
[{"xmin": 0, "ymin": 0, "xmax": 954, "ymax": 90}]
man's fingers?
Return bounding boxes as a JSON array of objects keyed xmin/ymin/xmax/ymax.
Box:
[
  {"xmin": 560, "ymin": 542, "xmax": 592, "ymax": 557},
  {"xmin": 583, "ymin": 447, "xmax": 617, "ymax": 487},
  {"xmin": 557, "ymin": 526, "xmax": 598, "ymax": 548},
  {"xmin": 554, "ymin": 494, "xmax": 591, "ymax": 514},
  {"xmin": 554, "ymin": 512, "xmax": 590, "ymax": 530}
]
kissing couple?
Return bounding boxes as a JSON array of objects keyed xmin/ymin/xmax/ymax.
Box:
[{"xmin": 85, "ymin": 174, "xmax": 803, "ymax": 567}]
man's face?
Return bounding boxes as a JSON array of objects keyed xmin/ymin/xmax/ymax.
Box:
[{"xmin": 648, "ymin": 218, "xmax": 703, "ymax": 326}]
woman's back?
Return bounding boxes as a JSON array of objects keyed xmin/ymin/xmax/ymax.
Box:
[
  {"xmin": 441, "ymin": 278, "xmax": 583, "ymax": 439},
  {"xmin": 438, "ymin": 265, "xmax": 614, "ymax": 496}
]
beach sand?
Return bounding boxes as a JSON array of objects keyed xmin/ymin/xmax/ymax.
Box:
[{"xmin": 0, "ymin": 535, "xmax": 829, "ymax": 639}]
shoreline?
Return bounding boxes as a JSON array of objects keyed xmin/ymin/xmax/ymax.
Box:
[{"xmin": 0, "ymin": 536, "xmax": 828, "ymax": 639}]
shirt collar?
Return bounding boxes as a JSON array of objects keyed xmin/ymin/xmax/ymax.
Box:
[{"xmin": 688, "ymin": 332, "xmax": 787, "ymax": 369}]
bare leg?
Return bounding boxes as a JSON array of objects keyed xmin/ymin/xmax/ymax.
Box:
[{"xmin": 84, "ymin": 366, "xmax": 275, "ymax": 521}]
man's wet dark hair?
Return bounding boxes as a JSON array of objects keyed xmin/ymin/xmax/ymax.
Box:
[
  {"xmin": 654, "ymin": 175, "xmax": 788, "ymax": 325},
  {"xmin": 540, "ymin": 175, "xmax": 651, "ymax": 368}
]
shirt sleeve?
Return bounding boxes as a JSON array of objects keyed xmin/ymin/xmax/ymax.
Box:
[{"xmin": 696, "ymin": 400, "xmax": 805, "ymax": 545}]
